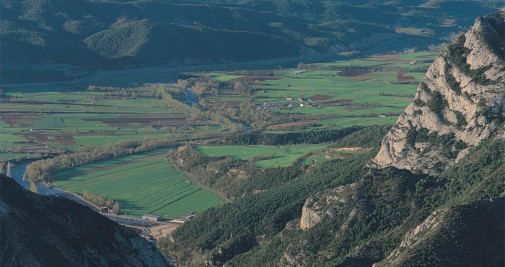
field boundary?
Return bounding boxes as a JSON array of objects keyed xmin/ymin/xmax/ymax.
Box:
[{"xmin": 168, "ymin": 153, "xmax": 231, "ymax": 203}]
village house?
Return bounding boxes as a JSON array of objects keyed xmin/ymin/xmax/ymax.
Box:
[
  {"xmin": 291, "ymin": 70, "xmax": 307, "ymax": 74},
  {"xmin": 142, "ymin": 214, "xmax": 162, "ymax": 221}
]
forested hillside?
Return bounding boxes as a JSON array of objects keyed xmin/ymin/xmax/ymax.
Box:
[
  {"xmin": 159, "ymin": 11, "xmax": 505, "ymax": 266},
  {"xmin": 2, "ymin": 0, "xmax": 502, "ymax": 83}
]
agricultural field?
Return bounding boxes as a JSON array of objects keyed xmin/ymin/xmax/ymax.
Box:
[
  {"xmin": 52, "ymin": 151, "xmax": 224, "ymax": 218},
  {"xmin": 197, "ymin": 144, "xmax": 327, "ymax": 167},
  {"xmin": 0, "ymin": 84, "xmax": 224, "ymax": 161},
  {"xmin": 184, "ymin": 46, "xmax": 443, "ymax": 132},
  {"xmin": 1, "ymin": 47, "xmax": 442, "ymax": 220}
]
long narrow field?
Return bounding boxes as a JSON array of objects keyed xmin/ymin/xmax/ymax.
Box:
[
  {"xmin": 197, "ymin": 144, "xmax": 327, "ymax": 167},
  {"xmin": 53, "ymin": 153, "xmax": 224, "ymax": 218}
]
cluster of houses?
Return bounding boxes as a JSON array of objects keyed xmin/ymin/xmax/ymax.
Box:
[
  {"xmin": 258, "ymin": 96, "xmax": 321, "ymax": 114},
  {"xmin": 100, "ymin": 207, "xmax": 117, "ymax": 214}
]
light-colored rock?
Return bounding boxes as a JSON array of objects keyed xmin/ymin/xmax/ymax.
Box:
[
  {"xmin": 371, "ymin": 11, "xmax": 505, "ymax": 175},
  {"xmin": 300, "ymin": 185, "xmax": 349, "ymax": 230}
]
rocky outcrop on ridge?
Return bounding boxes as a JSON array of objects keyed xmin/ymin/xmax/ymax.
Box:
[{"xmin": 371, "ymin": 11, "xmax": 505, "ymax": 175}]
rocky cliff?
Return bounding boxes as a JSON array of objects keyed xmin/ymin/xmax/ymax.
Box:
[
  {"xmin": 285, "ymin": 11, "xmax": 505, "ymax": 267},
  {"xmin": 0, "ymin": 175, "xmax": 172, "ymax": 267},
  {"xmin": 371, "ymin": 11, "xmax": 505, "ymax": 175}
]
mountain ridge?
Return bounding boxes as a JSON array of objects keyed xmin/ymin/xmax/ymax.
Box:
[
  {"xmin": 0, "ymin": 174, "xmax": 172, "ymax": 267},
  {"xmin": 2, "ymin": 0, "xmax": 500, "ymax": 83},
  {"xmin": 370, "ymin": 11, "xmax": 505, "ymax": 175}
]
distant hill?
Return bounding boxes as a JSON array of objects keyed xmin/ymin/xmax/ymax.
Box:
[
  {"xmin": 1, "ymin": 0, "xmax": 503, "ymax": 83},
  {"xmin": 0, "ymin": 174, "xmax": 171, "ymax": 266}
]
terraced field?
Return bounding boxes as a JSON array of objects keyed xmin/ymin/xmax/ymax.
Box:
[{"xmin": 53, "ymin": 151, "xmax": 224, "ymax": 218}]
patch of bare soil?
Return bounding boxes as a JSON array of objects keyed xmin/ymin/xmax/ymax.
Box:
[
  {"xmin": 310, "ymin": 94, "xmax": 333, "ymax": 101},
  {"xmin": 149, "ymin": 223, "xmax": 180, "ymax": 240},
  {"xmin": 397, "ymin": 72, "xmax": 416, "ymax": 82}
]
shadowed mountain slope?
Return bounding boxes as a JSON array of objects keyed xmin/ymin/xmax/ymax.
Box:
[{"xmin": 0, "ymin": 174, "xmax": 171, "ymax": 267}]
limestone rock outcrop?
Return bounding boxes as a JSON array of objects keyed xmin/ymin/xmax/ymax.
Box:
[
  {"xmin": 371, "ymin": 11, "xmax": 505, "ymax": 175},
  {"xmin": 299, "ymin": 184, "xmax": 356, "ymax": 230}
]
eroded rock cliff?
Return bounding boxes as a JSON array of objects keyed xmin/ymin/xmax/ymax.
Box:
[{"xmin": 371, "ymin": 11, "xmax": 505, "ymax": 175}]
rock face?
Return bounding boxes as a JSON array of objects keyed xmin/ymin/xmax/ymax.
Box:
[
  {"xmin": 374, "ymin": 198, "xmax": 504, "ymax": 267},
  {"xmin": 299, "ymin": 184, "xmax": 356, "ymax": 230},
  {"xmin": 0, "ymin": 175, "xmax": 172, "ymax": 267},
  {"xmin": 371, "ymin": 11, "xmax": 505, "ymax": 175}
]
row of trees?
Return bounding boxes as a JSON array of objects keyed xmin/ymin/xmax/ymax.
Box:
[
  {"xmin": 25, "ymin": 137, "xmax": 177, "ymax": 183},
  {"xmin": 82, "ymin": 190, "xmax": 120, "ymax": 214},
  {"xmin": 171, "ymin": 145, "xmax": 301, "ymax": 200},
  {"xmin": 88, "ymin": 84, "xmax": 186, "ymax": 100}
]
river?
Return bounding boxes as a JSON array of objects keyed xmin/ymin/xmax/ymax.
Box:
[
  {"xmin": 183, "ymin": 89, "xmax": 252, "ymax": 131},
  {"xmin": 182, "ymin": 89, "xmax": 198, "ymax": 106},
  {"xmin": 3, "ymin": 160, "xmax": 63, "ymax": 195}
]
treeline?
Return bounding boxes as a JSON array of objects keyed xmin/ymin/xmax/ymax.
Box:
[
  {"xmin": 88, "ymin": 84, "xmax": 185, "ymax": 101},
  {"xmin": 170, "ymin": 145, "xmax": 301, "ymax": 200},
  {"xmin": 160, "ymin": 126, "xmax": 389, "ymax": 264},
  {"xmin": 224, "ymin": 126, "xmax": 362, "ymax": 145},
  {"xmin": 25, "ymin": 138, "xmax": 177, "ymax": 183},
  {"xmin": 82, "ymin": 190, "xmax": 120, "ymax": 214}
]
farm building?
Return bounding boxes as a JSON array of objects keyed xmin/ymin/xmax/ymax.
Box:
[
  {"xmin": 291, "ymin": 70, "xmax": 307, "ymax": 74},
  {"xmin": 142, "ymin": 214, "xmax": 162, "ymax": 221},
  {"xmin": 170, "ymin": 214, "xmax": 196, "ymax": 224}
]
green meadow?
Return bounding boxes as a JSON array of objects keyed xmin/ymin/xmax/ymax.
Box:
[
  {"xmin": 53, "ymin": 153, "xmax": 224, "ymax": 218},
  {"xmin": 197, "ymin": 144, "xmax": 327, "ymax": 167}
]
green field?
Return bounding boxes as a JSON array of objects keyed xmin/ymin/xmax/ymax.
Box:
[
  {"xmin": 185, "ymin": 46, "xmax": 443, "ymax": 132},
  {"xmin": 197, "ymin": 144, "xmax": 327, "ymax": 167},
  {"xmin": 0, "ymin": 86, "xmax": 225, "ymax": 161},
  {"xmin": 53, "ymin": 152, "xmax": 224, "ymax": 218},
  {"xmin": 1, "ymin": 47, "xmax": 443, "ymax": 219}
]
